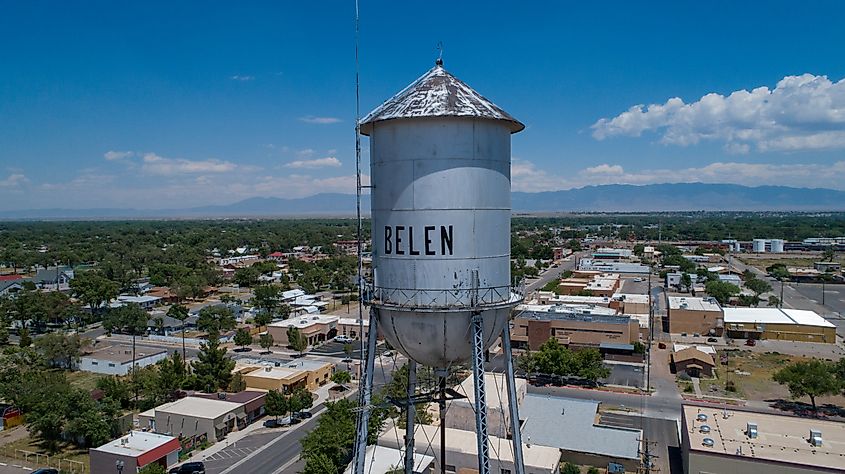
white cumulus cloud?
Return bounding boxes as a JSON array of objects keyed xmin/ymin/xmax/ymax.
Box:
[
  {"xmin": 592, "ymin": 73, "xmax": 845, "ymax": 152},
  {"xmin": 284, "ymin": 157, "xmax": 342, "ymax": 169},
  {"xmin": 141, "ymin": 153, "xmax": 238, "ymax": 175},
  {"xmin": 0, "ymin": 173, "xmax": 28, "ymax": 188},
  {"xmin": 230, "ymin": 75, "xmax": 254, "ymax": 81},
  {"xmin": 299, "ymin": 116, "xmax": 342, "ymax": 124},
  {"xmin": 104, "ymin": 150, "xmax": 133, "ymax": 161}
]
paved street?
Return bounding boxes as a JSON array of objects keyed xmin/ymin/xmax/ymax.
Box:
[{"xmin": 525, "ymin": 252, "xmax": 584, "ymax": 293}]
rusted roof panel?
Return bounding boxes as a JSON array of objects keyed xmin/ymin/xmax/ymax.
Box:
[{"xmin": 360, "ymin": 62, "xmax": 524, "ymax": 135}]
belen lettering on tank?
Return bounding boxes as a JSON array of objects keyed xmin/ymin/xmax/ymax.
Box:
[{"xmin": 383, "ymin": 225, "xmax": 453, "ymax": 256}]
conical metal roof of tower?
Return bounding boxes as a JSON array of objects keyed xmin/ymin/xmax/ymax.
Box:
[{"xmin": 359, "ymin": 60, "xmax": 524, "ymax": 135}]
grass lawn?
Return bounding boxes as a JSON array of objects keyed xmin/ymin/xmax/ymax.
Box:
[
  {"xmin": 2, "ymin": 432, "xmax": 90, "ymax": 473},
  {"xmin": 66, "ymin": 370, "xmax": 102, "ymax": 392}
]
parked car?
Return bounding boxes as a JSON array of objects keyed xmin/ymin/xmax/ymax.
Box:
[
  {"xmin": 707, "ymin": 337, "xmax": 718, "ymax": 343},
  {"xmin": 745, "ymin": 339, "xmax": 756, "ymax": 346},
  {"xmin": 169, "ymin": 462, "xmax": 206, "ymax": 474},
  {"xmin": 33, "ymin": 469, "xmax": 59, "ymax": 474},
  {"xmin": 335, "ymin": 335, "xmax": 353, "ymax": 344},
  {"xmin": 296, "ymin": 410, "xmax": 313, "ymax": 419}
]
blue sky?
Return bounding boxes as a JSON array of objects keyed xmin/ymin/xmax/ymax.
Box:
[{"xmin": 2, "ymin": 1, "xmax": 845, "ymax": 210}]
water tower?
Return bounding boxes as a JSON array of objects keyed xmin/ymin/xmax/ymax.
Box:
[{"xmin": 352, "ymin": 60, "xmax": 526, "ymax": 474}]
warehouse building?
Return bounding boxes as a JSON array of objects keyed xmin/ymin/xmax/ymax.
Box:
[
  {"xmin": 681, "ymin": 404, "xmax": 845, "ymax": 474},
  {"xmin": 723, "ymin": 308, "xmax": 836, "ymax": 343},
  {"xmin": 667, "ymin": 297, "xmax": 723, "ymax": 335}
]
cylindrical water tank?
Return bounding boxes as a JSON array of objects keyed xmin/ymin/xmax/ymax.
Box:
[
  {"xmin": 360, "ymin": 61, "xmax": 524, "ymax": 368},
  {"xmin": 770, "ymin": 239, "xmax": 784, "ymax": 253},
  {"xmin": 752, "ymin": 239, "xmax": 767, "ymax": 253}
]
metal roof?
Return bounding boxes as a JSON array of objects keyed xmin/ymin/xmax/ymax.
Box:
[
  {"xmin": 521, "ymin": 394, "xmax": 642, "ymax": 460},
  {"xmin": 359, "ymin": 62, "xmax": 524, "ymax": 135},
  {"xmin": 723, "ymin": 307, "xmax": 835, "ymax": 328}
]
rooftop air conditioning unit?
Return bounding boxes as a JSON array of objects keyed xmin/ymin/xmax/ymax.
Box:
[
  {"xmin": 696, "ymin": 413, "xmax": 708, "ymax": 422},
  {"xmin": 747, "ymin": 422, "xmax": 758, "ymax": 439},
  {"xmin": 702, "ymin": 438, "xmax": 715, "ymax": 448}
]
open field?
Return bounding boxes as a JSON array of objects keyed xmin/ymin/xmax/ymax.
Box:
[
  {"xmin": 737, "ymin": 255, "xmax": 831, "ymax": 272},
  {"xmin": 705, "ymin": 350, "xmax": 845, "ymax": 407},
  {"xmin": 0, "ymin": 432, "xmax": 89, "ymax": 473}
]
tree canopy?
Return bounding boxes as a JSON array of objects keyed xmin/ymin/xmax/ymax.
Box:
[{"xmin": 773, "ymin": 360, "xmax": 842, "ymax": 411}]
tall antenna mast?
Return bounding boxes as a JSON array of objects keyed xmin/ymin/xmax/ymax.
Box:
[{"xmin": 351, "ymin": 0, "xmax": 368, "ymax": 471}]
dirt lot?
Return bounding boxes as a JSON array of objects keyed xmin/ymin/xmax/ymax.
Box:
[
  {"xmin": 738, "ymin": 254, "xmax": 839, "ymax": 272},
  {"xmin": 703, "ymin": 350, "xmax": 845, "ymax": 408},
  {"xmin": 0, "ymin": 433, "xmax": 89, "ymax": 473}
]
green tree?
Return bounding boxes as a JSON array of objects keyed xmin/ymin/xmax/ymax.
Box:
[
  {"xmin": 253, "ymin": 284, "xmax": 281, "ymax": 324},
  {"xmin": 234, "ymin": 267, "xmax": 260, "ymax": 287},
  {"xmin": 154, "ymin": 351, "xmax": 187, "ymax": 402},
  {"xmin": 259, "ymin": 333, "xmax": 274, "ymax": 353},
  {"xmin": 521, "ymin": 338, "xmax": 609, "ymax": 382},
  {"xmin": 228, "ymin": 371, "xmax": 247, "ymax": 392},
  {"xmin": 197, "ymin": 305, "xmax": 236, "ymax": 337},
  {"xmin": 822, "ymin": 246, "xmax": 836, "ymax": 262},
  {"xmin": 773, "ymin": 360, "xmax": 841, "ymax": 412},
  {"xmin": 34, "ymin": 332, "xmax": 88, "ymax": 369},
  {"xmin": 745, "ymin": 278, "xmax": 772, "ymax": 306},
  {"xmin": 70, "ymin": 272, "xmax": 118, "ymax": 315},
  {"xmin": 265, "ymin": 389, "xmax": 289, "ymax": 421},
  {"xmin": 332, "ymin": 370, "xmax": 352, "ymax": 385},
  {"xmin": 767, "ymin": 295, "xmax": 780, "ymax": 307},
  {"xmin": 300, "ymin": 398, "xmax": 384, "ymax": 472},
  {"xmin": 234, "ymin": 328, "xmax": 253, "ymax": 350},
  {"xmin": 18, "ymin": 327, "xmax": 31, "ymax": 347},
  {"xmin": 138, "ymin": 463, "xmax": 168, "ymax": 474},
  {"xmin": 289, "ymin": 387, "xmax": 314, "ymax": 414},
  {"xmin": 704, "ymin": 280, "xmax": 740, "ymax": 305},
  {"xmin": 302, "ymin": 452, "xmax": 337, "ymax": 474},
  {"xmin": 287, "ymin": 327, "xmax": 308, "ymax": 356},
  {"xmin": 97, "ymin": 375, "xmax": 132, "ymax": 409},
  {"xmin": 680, "ymin": 272, "xmax": 692, "ymax": 291},
  {"xmin": 167, "ymin": 304, "xmax": 189, "ymax": 364},
  {"xmin": 561, "ymin": 462, "xmax": 581, "ymax": 474},
  {"xmin": 191, "ymin": 334, "xmax": 235, "ymax": 392}
]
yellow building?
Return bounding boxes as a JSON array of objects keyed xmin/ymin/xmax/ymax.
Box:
[
  {"xmin": 723, "ymin": 308, "xmax": 836, "ymax": 343},
  {"xmin": 240, "ymin": 359, "xmax": 334, "ymax": 392}
]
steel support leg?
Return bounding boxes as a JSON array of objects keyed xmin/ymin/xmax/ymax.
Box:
[
  {"xmin": 353, "ymin": 308, "xmax": 379, "ymax": 474},
  {"xmin": 438, "ymin": 374, "xmax": 447, "ymax": 474},
  {"xmin": 471, "ymin": 312, "xmax": 491, "ymax": 474},
  {"xmin": 501, "ymin": 326, "xmax": 525, "ymax": 474},
  {"xmin": 404, "ymin": 360, "xmax": 417, "ymax": 474}
]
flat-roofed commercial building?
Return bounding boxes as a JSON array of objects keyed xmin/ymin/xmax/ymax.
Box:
[
  {"xmin": 337, "ymin": 317, "xmax": 370, "ymax": 341},
  {"xmin": 723, "ymin": 308, "xmax": 836, "ymax": 343},
  {"xmin": 536, "ymin": 292, "xmax": 612, "ymax": 307},
  {"xmin": 512, "ymin": 309, "xmax": 639, "ymax": 351},
  {"xmin": 239, "ymin": 359, "xmax": 333, "ymax": 392},
  {"xmin": 521, "ymin": 395, "xmax": 642, "ymax": 472},
  {"xmin": 90, "ymin": 431, "xmax": 180, "ymax": 474},
  {"xmin": 138, "ymin": 393, "xmax": 264, "ymax": 443},
  {"xmin": 667, "ymin": 296, "xmax": 723, "ymax": 335},
  {"xmin": 611, "ymin": 293, "xmax": 650, "ymax": 314},
  {"xmin": 681, "ymin": 404, "xmax": 845, "ymax": 474},
  {"xmin": 266, "ymin": 314, "xmax": 339, "ymax": 346},
  {"xmin": 379, "ymin": 425, "xmax": 561, "ymax": 474},
  {"xmin": 80, "ymin": 345, "xmax": 168, "ymax": 376}
]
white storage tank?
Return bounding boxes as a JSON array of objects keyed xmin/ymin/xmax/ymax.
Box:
[
  {"xmin": 770, "ymin": 239, "xmax": 784, "ymax": 253},
  {"xmin": 752, "ymin": 239, "xmax": 767, "ymax": 253},
  {"xmin": 360, "ymin": 61, "xmax": 523, "ymax": 368}
]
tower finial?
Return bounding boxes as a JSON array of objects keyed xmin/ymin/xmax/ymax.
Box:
[{"xmin": 435, "ymin": 41, "xmax": 444, "ymax": 66}]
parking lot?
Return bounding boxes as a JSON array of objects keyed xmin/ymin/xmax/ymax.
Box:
[{"xmin": 602, "ymin": 363, "xmax": 645, "ymax": 389}]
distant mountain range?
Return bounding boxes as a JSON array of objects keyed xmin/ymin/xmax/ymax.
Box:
[{"xmin": 2, "ymin": 183, "xmax": 845, "ymax": 219}]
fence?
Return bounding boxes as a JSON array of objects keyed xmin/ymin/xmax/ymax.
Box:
[{"xmin": 0, "ymin": 446, "xmax": 86, "ymax": 473}]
